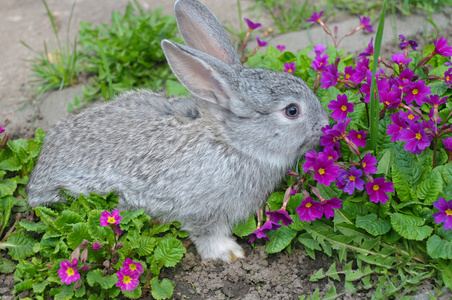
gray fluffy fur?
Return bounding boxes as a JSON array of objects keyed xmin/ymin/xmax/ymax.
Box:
[{"xmin": 26, "ymin": 0, "xmax": 329, "ymax": 262}]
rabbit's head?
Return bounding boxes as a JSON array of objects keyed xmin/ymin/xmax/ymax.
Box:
[{"xmin": 162, "ymin": 0, "xmax": 328, "ymax": 168}]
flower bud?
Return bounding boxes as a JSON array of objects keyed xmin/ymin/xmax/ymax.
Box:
[
  {"xmin": 286, "ymin": 170, "xmax": 299, "ymax": 177},
  {"xmin": 103, "ymin": 260, "xmax": 110, "ymax": 268},
  {"xmin": 74, "ymin": 279, "xmax": 82, "ymax": 290},
  {"xmin": 116, "ymin": 242, "xmax": 123, "ymax": 249},
  {"xmin": 92, "ymin": 242, "xmax": 101, "ymax": 251},
  {"xmin": 81, "ymin": 248, "xmax": 88, "ymax": 263},
  {"xmin": 71, "ymin": 247, "xmax": 80, "ymax": 262}
]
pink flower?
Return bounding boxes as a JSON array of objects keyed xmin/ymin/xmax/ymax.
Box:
[
  {"xmin": 312, "ymin": 54, "xmax": 329, "ymax": 72},
  {"xmin": 248, "ymin": 220, "xmax": 281, "ymax": 242},
  {"xmin": 0, "ymin": 125, "xmax": 4, "ymax": 134},
  {"xmin": 116, "ymin": 269, "xmax": 140, "ymax": 291},
  {"xmin": 359, "ymin": 38, "xmax": 374, "ymax": 58},
  {"xmin": 361, "ymin": 153, "xmax": 377, "ymax": 176},
  {"xmin": 386, "ymin": 113, "xmax": 408, "ymax": 142},
  {"xmin": 336, "ymin": 167, "xmax": 365, "ymax": 195},
  {"xmin": 265, "ymin": 209, "xmax": 293, "ymax": 226},
  {"xmin": 398, "ymin": 122, "xmax": 432, "ymax": 154},
  {"xmin": 404, "ymin": 80, "xmax": 431, "ymax": 106},
  {"xmin": 433, "ymin": 37, "xmax": 452, "ymax": 57},
  {"xmin": 121, "ymin": 258, "xmax": 143, "ymax": 276},
  {"xmin": 283, "ymin": 62, "xmax": 296, "ymax": 74},
  {"xmin": 306, "ymin": 11, "xmax": 324, "ymax": 23},
  {"xmin": 328, "ymin": 94, "xmax": 354, "ymax": 121},
  {"xmin": 244, "ymin": 18, "xmax": 261, "ymax": 30},
  {"xmin": 302, "ymin": 149, "xmax": 318, "ymax": 172},
  {"xmin": 320, "ymin": 64, "xmax": 339, "ymax": 89},
  {"xmin": 296, "ymin": 197, "xmax": 323, "ymax": 222},
  {"xmin": 391, "ymin": 53, "xmax": 412, "ymax": 66},
  {"xmin": 358, "ymin": 14, "xmax": 373, "ymax": 32},
  {"xmin": 277, "ymin": 45, "xmax": 286, "ymax": 52},
  {"xmin": 256, "ymin": 37, "xmax": 267, "ymax": 47},
  {"xmin": 321, "ymin": 197, "xmax": 342, "ymax": 219},
  {"xmin": 365, "ymin": 178, "xmax": 394, "ymax": 204},
  {"xmin": 432, "ymin": 197, "xmax": 452, "ymax": 230},
  {"xmin": 100, "ymin": 210, "xmax": 122, "ymax": 226},
  {"xmin": 443, "ymin": 137, "xmax": 452, "ymax": 152},
  {"xmin": 58, "ymin": 259, "xmax": 81, "ymax": 285},
  {"xmin": 312, "ymin": 158, "xmax": 340, "ymax": 186},
  {"xmin": 92, "ymin": 242, "xmax": 101, "ymax": 251},
  {"xmin": 399, "ymin": 35, "xmax": 418, "ymax": 51},
  {"xmin": 318, "ymin": 146, "xmax": 339, "ymax": 161}
]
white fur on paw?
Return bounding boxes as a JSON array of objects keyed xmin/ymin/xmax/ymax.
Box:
[{"xmin": 196, "ymin": 236, "xmax": 245, "ymax": 263}]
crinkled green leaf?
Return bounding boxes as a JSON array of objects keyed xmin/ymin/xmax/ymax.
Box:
[
  {"xmin": 427, "ymin": 234, "xmax": 452, "ymax": 259},
  {"xmin": 0, "ymin": 157, "xmax": 22, "ymax": 172},
  {"xmin": 0, "ymin": 178, "xmax": 17, "ymax": 197},
  {"xmin": 266, "ymin": 191, "xmax": 284, "ymax": 211},
  {"xmin": 137, "ymin": 236, "xmax": 157, "ymax": 256},
  {"xmin": 150, "ymin": 277, "xmax": 175, "ymax": 300},
  {"xmin": 6, "ymin": 231, "xmax": 36, "ymax": 260},
  {"xmin": 33, "ymin": 281, "xmax": 50, "ymax": 294},
  {"xmin": 86, "ymin": 269, "xmax": 118, "ymax": 289},
  {"xmin": 390, "ymin": 213, "xmax": 433, "ymax": 241},
  {"xmin": 154, "ymin": 238, "xmax": 186, "ymax": 267},
  {"xmin": 67, "ymin": 223, "xmax": 91, "ymax": 249},
  {"xmin": 391, "ymin": 164, "xmax": 417, "ymax": 202},
  {"xmin": 54, "ymin": 284, "xmax": 74, "ymax": 300},
  {"xmin": 232, "ymin": 215, "xmax": 256, "ymax": 237},
  {"xmin": 54, "ymin": 210, "xmax": 85, "ymax": 232},
  {"xmin": 355, "ymin": 213, "xmax": 390, "ymax": 236},
  {"xmin": 18, "ymin": 220, "xmax": 47, "ymax": 234},
  {"xmin": 416, "ymin": 168, "xmax": 443, "ymax": 204},
  {"xmin": 0, "ymin": 256, "xmax": 16, "ymax": 273},
  {"xmin": 376, "ymin": 148, "xmax": 393, "ymax": 177},
  {"xmin": 34, "ymin": 206, "xmax": 59, "ymax": 230},
  {"xmin": 265, "ymin": 226, "xmax": 297, "ymax": 254},
  {"xmin": 317, "ymin": 184, "xmax": 342, "ymax": 200},
  {"xmin": 392, "ymin": 142, "xmax": 426, "ymax": 187},
  {"xmin": 122, "ymin": 285, "xmax": 142, "ymax": 299},
  {"xmin": 12, "ymin": 279, "xmax": 34, "ymax": 293}
]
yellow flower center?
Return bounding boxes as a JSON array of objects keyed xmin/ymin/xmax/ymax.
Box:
[
  {"xmin": 333, "ymin": 137, "xmax": 336, "ymax": 142},
  {"xmin": 385, "ymin": 101, "xmax": 390, "ymax": 105},
  {"xmin": 341, "ymin": 105, "xmax": 347, "ymax": 112},
  {"xmin": 447, "ymin": 76, "xmax": 450, "ymax": 81},
  {"xmin": 373, "ymin": 185, "xmax": 379, "ymax": 191},
  {"xmin": 123, "ymin": 275, "xmax": 131, "ymax": 284},
  {"xmin": 415, "ymin": 133, "xmax": 422, "ymax": 140},
  {"xmin": 66, "ymin": 267, "xmax": 75, "ymax": 276},
  {"xmin": 346, "ymin": 74, "xmax": 351, "ymax": 79},
  {"xmin": 357, "ymin": 134, "xmax": 362, "ymax": 139},
  {"xmin": 348, "ymin": 175, "xmax": 356, "ymax": 181},
  {"xmin": 412, "ymin": 89, "xmax": 418, "ymax": 95},
  {"xmin": 129, "ymin": 264, "xmax": 137, "ymax": 271},
  {"xmin": 318, "ymin": 168, "xmax": 325, "ymax": 175},
  {"xmin": 319, "ymin": 62, "xmax": 323, "ymax": 66},
  {"xmin": 408, "ymin": 114, "xmax": 414, "ymax": 120},
  {"xmin": 288, "ymin": 69, "xmax": 293, "ymax": 73},
  {"xmin": 328, "ymin": 156, "xmax": 333, "ymax": 159},
  {"xmin": 446, "ymin": 209, "xmax": 452, "ymax": 216},
  {"xmin": 363, "ymin": 162, "xmax": 367, "ymax": 168},
  {"xmin": 107, "ymin": 216, "xmax": 116, "ymax": 224},
  {"xmin": 306, "ymin": 202, "xmax": 312, "ymax": 208}
]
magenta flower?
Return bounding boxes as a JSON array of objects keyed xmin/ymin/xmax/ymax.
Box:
[
  {"xmin": 121, "ymin": 258, "xmax": 143, "ymax": 276},
  {"xmin": 398, "ymin": 110, "xmax": 421, "ymax": 123},
  {"xmin": 277, "ymin": 45, "xmax": 286, "ymax": 52},
  {"xmin": 399, "ymin": 35, "xmax": 418, "ymax": 50},
  {"xmin": 320, "ymin": 133, "xmax": 340, "ymax": 149},
  {"xmin": 302, "ymin": 149, "xmax": 318, "ymax": 172},
  {"xmin": 445, "ymin": 68, "xmax": 452, "ymax": 87},
  {"xmin": 312, "ymin": 158, "xmax": 340, "ymax": 186},
  {"xmin": 318, "ymin": 146, "xmax": 339, "ymax": 161},
  {"xmin": 348, "ymin": 130, "xmax": 367, "ymax": 148},
  {"xmin": 248, "ymin": 220, "xmax": 281, "ymax": 242},
  {"xmin": 433, "ymin": 37, "xmax": 452, "ymax": 57},
  {"xmin": 314, "ymin": 44, "xmax": 327, "ymax": 56},
  {"xmin": 425, "ymin": 95, "xmax": 448, "ymax": 107},
  {"xmin": 361, "ymin": 153, "xmax": 377, "ymax": 175},
  {"xmin": 100, "ymin": 210, "xmax": 122, "ymax": 226},
  {"xmin": 266, "ymin": 209, "xmax": 293, "ymax": 226},
  {"xmin": 312, "ymin": 54, "xmax": 329, "ymax": 72},
  {"xmin": 343, "ymin": 66, "xmax": 355, "ymax": 82},
  {"xmin": 432, "ymin": 198, "xmax": 452, "ymax": 230},
  {"xmin": 399, "ymin": 68, "xmax": 414, "ymax": 81},
  {"xmin": 365, "ymin": 178, "xmax": 394, "ymax": 204},
  {"xmin": 391, "ymin": 53, "xmax": 412, "ymax": 66},
  {"xmin": 256, "ymin": 37, "xmax": 267, "ymax": 47},
  {"xmin": 92, "ymin": 242, "xmax": 101, "ymax": 251},
  {"xmin": 326, "ymin": 117, "xmax": 351, "ymax": 138},
  {"xmin": 359, "ymin": 38, "xmax": 374, "ymax": 58},
  {"xmin": 296, "ymin": 197, "xmax": 323, "ymax": 222},
  {"xmin": 0, "ymin": 125, "xmax": 4, "ymax": 134},
  {"xmin": 358, "ymin": 14, "xmax": 373, "ymax": 32},
  {"xmin": 336, "ymin": 167, "xmax": 365, "ymax": 195},
  {"xmin": 244, "ymin": 18, "xmax": 261, "ymax": 30},
  {"xmin": 360, "ymin": 73, "xmax": 389, "ymax": 103},
  {"xmin": 306, "ymin": 11, "xmax": 324, "ymax": 23},
  {"xmin": 404, "ymin": 80, "xmax": 431, "ymax": 105},
  {"xmin": 321, "ymin": 197, "xmax": 343, "ymax": 219},
  {"xmin": 398, "ymin": 122, "xmax": 433, "ymax": 154},
  {"xmin": 351, "ymin": 58, "xmax": 369, "ymax": 84},
  {"xmin": 284, "ymin": 62, "xmax": 296, "ymax": 74},
  {"xmin": 328, "ymin": 94, "xmax": 354, "ymax": 121},
  {"xmin": 116, "ymin": 269, "xmax": 140, "ymax": 291},
  {"xmin": 58, "ymin": 259, "xmax": 81, "ymax": 285},
  {"xmin": 443, "ymin": 137, "xmax": 452, "ymax": 151},
  {"xmin": 320, "ymin": 64, "xmax": 339, "ymax": 89},
  {"xmin": 386, "ymin": 113, "xmax": 408, "ymax": 142},
  {"xmin": 379, "ymin": 90, "xmax": 401, "ymax": 109}
]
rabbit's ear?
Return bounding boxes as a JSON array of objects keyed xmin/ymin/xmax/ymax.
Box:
[
  {"xmin": 174, "ymin": 0, "xmax": 241, "ymax": 66},
  {"xmin": 162, "ymin": 39, "xmax": 236, "ymax": 109}
]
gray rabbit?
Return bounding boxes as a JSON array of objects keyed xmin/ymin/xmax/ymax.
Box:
[{"xmin": 26, "ymin": 0, "xmax": 329, "ymax": 262}]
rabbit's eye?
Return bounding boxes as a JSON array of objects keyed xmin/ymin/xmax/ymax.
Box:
[{"xmin": 284, "ymin": 104, "xmax": 300, "ymax": 119}]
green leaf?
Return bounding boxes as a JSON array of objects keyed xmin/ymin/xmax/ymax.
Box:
[
  {"xmin": 317, "ymin": 184, "xmax": 342, "ymax": 200},
  {"xmin": 0, "ymin": 256, "xmax": 16, "ymax": 273},
  {"xmin": 122, "ymin": 285, "xmax": 142, "ymax": 299},
  {"xmin": 54, "ymin": 284, "xmax": 74, "ymax": 300},
  {"xmin": 137, "ymin": 236, "xmax": 157, "ymax": 256},
  {"xmin": 6, "ymin": 232, "xmax": 36, "ymax": 260},
  {"xmin": 150, "ymin": 277, "xmax": 175, "ymax": 300},
  {"xmin": 392, "ymin": 142, "xmax": 426, "ymax": 187},
  {"xmin": 232, "ymin": 215, "xmax": 256, "ymax": 237},
  {"xmin": 391, "ymin": 164, "xmax": 417, "ymax": 202},
  {"xmin": 154, "ymin": 238, "xmax": 186, "ymax": 267},
  {"xmin": 265, "ymin": 226, "xmax": 297, "ymax": 254},
  {"xmin": 355, "ymin": 213, "xmax": 391, "ymax": 236},
  {"xmin": 67, "ymin": 223, "xmax": 91, "ymax": 249},
  {"xmin": 119, "ymin": 209, "xmax": 145, "ymax": 226},
  {"xmin": 54, "ymin": 210, "xmax": 85, "ymax": 232},
  {"xmin": 390, "ymin": 213, "xmax": 433, "ymax": 241},
  {"xmin": 86, "ymin": 269, "xmax": 118, "ymax": 289},
  {"xmin": 0, "ymin": 178, "xmax": 17, "ymax": 197},
  {"xmin": 266, "ymin": 191, "xmax": 284, "ymax": 211},
  {"xmin": 416, "ymin": 168, "xmax": 443, "ymax": 204},
  {"xmin": 165, "ymin": 80, "xmax": 188, "ymax": 97},
  {"xmin": 427, "ymin": 234, "xmax": 452, "ymax": 259},
  {"xmin": 18, "ymin": 220, "xmax": 47, "ymax": 233},
  {"xmin": 376, "ymin": 148, "xmax": 393, "ymax": 177},
  {"xmin": 33, "ymin": 281, "xmax": 50, "ymax": 294},
  {"xmin": 0, "ymin": 157, "xmax": 22, "ymax": 172}
]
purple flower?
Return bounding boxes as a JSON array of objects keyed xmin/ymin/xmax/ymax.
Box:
[
  {"xmin": 425, "ymin": 95, "xmax": 448, "ymax": 107},
  {"xmin": 348, "ymin": 130, "xmax": 367, "ymax": 148},
  {"xmin": 121, "ymin": 258, "xmax": 143, "ymax": 276},
  {"xmin": 266, "ymin": 209, "xmax": 293, "ymax": 226},
  {"xmin": 321, "ymin": 197, "xmax": 343, "ymax": 219},
  {"xmin": 391, "ymin": 53, "xmax": 412, "ymax": 66},
  {"xmin": 312, "ymin": 54, "xmax": 329, "ymax": 72},
  {"xmin": 386, "ymin": 113, "xmax": 408, "ymax": 142},
  {"xmin": 320, "ymin": 133, "xmax": 340, "ymax": 148},
  {"xmin": 92, "ymin": 242, "xmax": 101, "ymax": 251},
  {"xmin": 328, "ymin": 94, "xmax": 354, "ymax": 121},
  {"xmin": 306, "ymin": 11, "xmax": 324, "ymax": 23},
  {"xmin": 256, "ymin": 37, "xmax": 267, "ymax": 47},
  {"xmin": 365, "ymin": 178, "xmax": 394, "ymax": 204},
  {"xmin": 432, "ymin": 198, "xmax": 452, "ymax": 230},
  {"xmin": 116, "ymin": 269, "xmax": 140, "ymax": 291},
  {"xmin": 379, "ymin": 90, "xmax": 401, "ymax": 109},
  {"xmin": 433, "ymin": 37, "xmax": 452, "ymax": 57},
  {"xmin": 445, "ymin": 68, "xmax": 452, "ymax": 87},
  {"xmin": 358, "ymin": 14, "xmax": 373, "ymax": 32},
  {"xmin": 100, "ymin": 210, "xmax": 122, "ymax": 226},
  {"xmin": 244, "ymin": 18, "xmax": 262, "ymax": 30},
  {"xmin": 399, "ymin": 110, "xmax": 421, "ymax": 123},
  {"xmin": 314, "ymin": 44, "xmax": 327, "ymax": 56},
  {"xmin": 327, "ymin": 117, "xmax": 352, "ymax": 138},
  {"xmin": 296, "ymin": 197, "xmax": 323, "ymax": 222},
  {"xmin": 0, "ymin": 125, "xmax": 4, "ymax": 134},
  {"xmin": 361, "ymin": 153, "xmax": 377, "ymax": 175},
  {"xmin": 58, "ymin": 259, "xmax": 80, "ymax": 285},
  {"xmin": 359, "ymin": 38, "xmax": 374, "ymax": 58},
  {"xmin": 318, "ymin": 146, "xmax": 339, "ymax": 161},
  {"xmin": 399, "ymin": 35, "xmax": 418, "ymax": 50},
  {"xmin": 277, "ymin": 45, "xmax": 286, "ymax": 52},
  {"xmin": 399, "ymin": 68, "xmax": 414, "ymax": 81},
  {"xmin": 351, "ymin": 58, "xmax": 369, "ymax": 84},
  {"xmin": 320, "ymin": 64, "xmax": 339, "ymax": 89},
  {"xmin": 302, "ymin": 149, "xmax": 318, "ymax": 172},
  {"xmin": 343, "ymin": 66, "xmax": 355, "ymax": 82},
  {"xmin": 284, "ymin": 62, "xmax": 296, "ymax": 74},
  {"xmin": 404, "ymin": 80, "xmax": 431, "ymax": 105},
  {"xmin": 312, "ymin": 158, "xmax": 340, "ymax": 186},
  {"xmin": 443, "ymin": 137, "xmax": 452, "ymax": 151},
  {"xmin": 248, "ymin": 220, "xmax": 281, "ymax": 242},
  {"xmin": 337, "ymin": 166, "xmax": 365, "ymax": 195},
  {"xmin": 398, "ymin": 122, "xmax": 433, "ymax": 154}
]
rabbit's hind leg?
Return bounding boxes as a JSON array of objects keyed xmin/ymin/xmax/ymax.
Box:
[{"xmin": 26, "ymin": 185, "xmax": 65, "ymax": 207}]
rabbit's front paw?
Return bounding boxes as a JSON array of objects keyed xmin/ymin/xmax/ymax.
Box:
[{"xmin": 194, "ymin": 236, "xmax": 245, "ymax": 263}]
